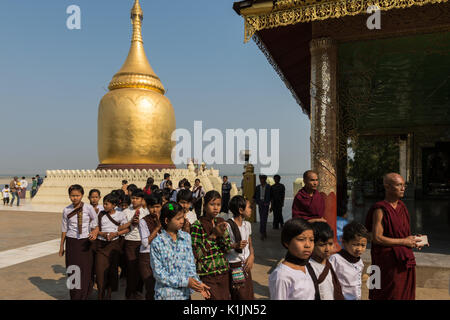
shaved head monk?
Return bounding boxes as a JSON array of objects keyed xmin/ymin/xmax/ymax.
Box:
[
  {"xmin": 292, "ymin": 170, "xmax": 327, "ymax": 223},
  {"xmin": 365, "ymin": 173, "xmax": 421, "ymax": 300}
]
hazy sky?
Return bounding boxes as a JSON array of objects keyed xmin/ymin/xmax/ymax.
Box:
[{"xmin": 0, "ymin": 0, "xmax": 310, "ymax": 176}]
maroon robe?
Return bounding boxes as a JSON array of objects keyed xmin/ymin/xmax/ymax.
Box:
[
  {"xmin": 292, "ymin": 188, "xmax": 325, "ymax": 220},
  {"xmin": 365, "ymin": 200, "xmax": 416, "ymax": 300}
]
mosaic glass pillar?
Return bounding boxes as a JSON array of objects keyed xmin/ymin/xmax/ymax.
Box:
[{"xmin": 310, "ymin": 37, "xmax": 338, "ymax": 246}]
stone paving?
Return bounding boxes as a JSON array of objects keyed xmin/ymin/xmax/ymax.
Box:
[{"xmin": 0, "ymin": 210, "xmax": 448, "ymax": 300}]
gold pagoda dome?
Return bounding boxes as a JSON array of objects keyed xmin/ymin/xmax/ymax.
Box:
[{"xmin": 97, "ymin": 0, "xmax": 176, "ymax": 170}]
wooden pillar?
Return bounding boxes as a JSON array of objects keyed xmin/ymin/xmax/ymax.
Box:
[
  {"xmin": 243, "ymin": 164, "xmax": 257, "ymax": 222},
  {"xmin": 310, "ymin": 37, "xmax": 338, "ymax": 246}
]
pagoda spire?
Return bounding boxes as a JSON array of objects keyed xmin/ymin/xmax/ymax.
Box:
[
  {"xmin": 131, "ymin": 0, "xmax": 144, "ymax": 43},
  {"xmin": 108, "ymin": 0, "xmax": 165, "ymax": 94}
]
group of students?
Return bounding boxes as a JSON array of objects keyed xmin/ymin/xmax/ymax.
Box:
[
  {"xmin": 59, "ymin": 179, "xmax": 255, "ymax": 300},
  {"xmin": 269, "ymin": 218, "xmax": 369, "ymax": 300},
  {"xmin": 60, "ymin": 176, "xmax": 373, "ymax": 301}
]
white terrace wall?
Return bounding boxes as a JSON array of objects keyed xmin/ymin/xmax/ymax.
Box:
[{"xmin": 32, "ymin": 167, "xmax": 238, "ymax": 207}]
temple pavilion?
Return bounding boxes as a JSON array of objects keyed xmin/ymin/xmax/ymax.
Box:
[{"xmin": 233, "ymin": 0, "xmax": 450, "ymax": 243}]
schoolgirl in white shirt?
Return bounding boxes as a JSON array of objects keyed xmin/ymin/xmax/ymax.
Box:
[
  {"xmin": 226, "ymin": 195, "xmax": 255, "ymax": 300},
  {"xmin": 95, "ymin": 193, "xmax": 128, "ymax": 300},
  {"xmin": 138, "ymin": 193, "xmax": 163, "ymax": 300},
  {"xmin": 269, "ymin": 218, "xmax": 316, "ymax": 300},
  {"xmin": 59, "ymin": 184, "xmax": 99, "ymax": 300},
  {"xmin": 119, "ymin": 189, "xmax": 149, "ymax": 300}
]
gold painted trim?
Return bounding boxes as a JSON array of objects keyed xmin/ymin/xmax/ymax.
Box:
[
  {"xmin": 240, "ymin": 1, "xmax": 274, "ymax": 15},
  {"xmin": 242, "ymin": 0, "xmax": 449, "ymax": 42},
  {"xmin": 108, "ymin": 72, "xmax": 166, "ymax": 94},
  {"xmin": 108, "ymin": 83, "xmax": 165, "ymax": 94}
]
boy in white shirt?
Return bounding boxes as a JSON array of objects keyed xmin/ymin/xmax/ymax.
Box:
[
  {"xmin": 329, "ymin": 221, "xmax": 369, "ymax": 300},
  {"xmin": 119, "ymin": 189, "xmax": 149, "ymax": 300},
  {"xmin": 309, "ymin": 222, "xmax": 345, "ymax": 300},
  {"xmin": 177, "ymin": 189, "xmax": 197, "ymax": 233},
  {"xmin": 2, "ymin": 185, "xmax": 10, "ymax": 205}
]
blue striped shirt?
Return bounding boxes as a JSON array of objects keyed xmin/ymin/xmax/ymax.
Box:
[{"xmin": 150, "ymin": 229, "xmax": 200, "ymax": 300}]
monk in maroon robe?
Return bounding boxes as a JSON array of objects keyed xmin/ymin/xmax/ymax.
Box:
[
  {"xmin": 365, "ymin": 173, "xmax": 422, "ymax": 300},
  {"xmin": 292, "ymin": 170, "xmax": 327, "ymax": 223}
]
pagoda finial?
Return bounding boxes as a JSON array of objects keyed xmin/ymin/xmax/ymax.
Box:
[
  {"xmin": 107, "ymin": 0, "xmax": 166, "ymax": 94},
  {"xmin": 131, "ymin": 0, "xmax": 144, "ymax": 43}
]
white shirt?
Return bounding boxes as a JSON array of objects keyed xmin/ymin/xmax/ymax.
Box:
[
  {"xmin": 269, "ymin": 262, "xmax": 315, "ymax": 300},
  {"xmin": 309, "ymin": 259, "xmax": 335, "ymax": 300},
  {"xmin": 61, "ymin": 204, "xmax": 98, "ymax": 239},
  {"xmin": 260, "ymin": 185, "xmax": 266, "ymax": 201},
  {"xmin": 169, "ymin": 189, "xmax": 177, "ymax": 202},
  {"xmin": 2, "ymin": 188, "xmax": 10, "ymax": 198},
  {"xmin": 185, "ymin": 210, "xmax": 197, "ymax": 225},
  {"xmin": 138, "ymin": 218, "xmax": 153, "ymax": 253},
  {"xmin": 89, "ymin": 204, "xmax": 104, "ymax": 229},
  {"xmin": 20, "ymin": 180, "xmax": 28, "ymax": 189},
  {"xmin": 115, "ymin": 207, "xmax": 128, "ymax": 237},
  {"xmin": 97, "ymin": 210, "xmax": 128, "ymax": 241},
  {"xmin": 123, "ymin": 206, "xmax": 149, "ymax": 241},
  {"xmin": 225, "ymin": 219, "xmax": 252, "ymax": 263},
  {"xmin": 329, "ymin": 253, "xmax": 364, "ymax": 300},
  {"xmin": 160, "ymin": 180, "xmax": 168, "ymax": 189},
  {"xmin": 192, "ymin": 186, "xmax": 205, "ymax": 199},
  {"xmin": 92, "ymin": 204, "xmax": 104, "ymax": 214}
]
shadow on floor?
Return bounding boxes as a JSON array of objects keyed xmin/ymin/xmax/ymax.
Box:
[
  {"xmin": 252, "ymin": 280, "xmax": 270, "ymax": 300},
  {"xmin": 251, "ymin": 223, "xmax": 286, "ymax": 270},
  {"xmin": 28, "ymin": 264, "xmax": 68, "ymax": 300}
]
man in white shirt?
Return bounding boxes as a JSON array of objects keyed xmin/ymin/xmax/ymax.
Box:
[{"xmin": 159, "ymin": 173, "xmax": 170, "ymax": 189}]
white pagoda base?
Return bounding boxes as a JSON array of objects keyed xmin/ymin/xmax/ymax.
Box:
[{"xmin": 31, "ymin": 166, "xmax": 238, "ymax": 211}]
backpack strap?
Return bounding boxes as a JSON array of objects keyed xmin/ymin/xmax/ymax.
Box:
[
  {"xmin": 227, "ymin": 218, "xmax": 243, "ymax": 254},
  {"xmin": 98, "ymin": 210, "xmax": 121, "ymax": 232}
]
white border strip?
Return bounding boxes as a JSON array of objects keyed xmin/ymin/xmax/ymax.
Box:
[{"xmin": 0, "ymin": 239, "xmax": 60, "ymax": 269}]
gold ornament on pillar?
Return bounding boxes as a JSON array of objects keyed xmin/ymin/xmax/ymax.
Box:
[
  {"xmin": 97, "ymin": 0, "xmax": 176, "ymax": 170},
  {"xmin": 310, "ymin": 37, "xmax": 338, "ymax": 196}
]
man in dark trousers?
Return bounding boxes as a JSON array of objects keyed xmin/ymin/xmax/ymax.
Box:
[
  {"xmin": 253, "ymin": 175, "xmax": 271, "ymax": 240},
  {"xmin": 221, "ymin": 176, "xmax": 232, "ymax": 214},
  {"xmin": 270, "ymin": 174, "xmax": 285, "ymax": 230}
]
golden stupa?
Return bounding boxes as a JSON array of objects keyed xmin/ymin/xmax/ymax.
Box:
[{"xmin": 97, "ymin": 0, "xmax": 176, "ymax": 170}]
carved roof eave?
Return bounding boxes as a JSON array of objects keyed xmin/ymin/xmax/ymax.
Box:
[
  {"xmin": 239, "ymin": 0, "xmax": 450, "ymax": 43},
  {"xmin": 252, "ymin": 33, "xmax": 310, "ymax": 117}
]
